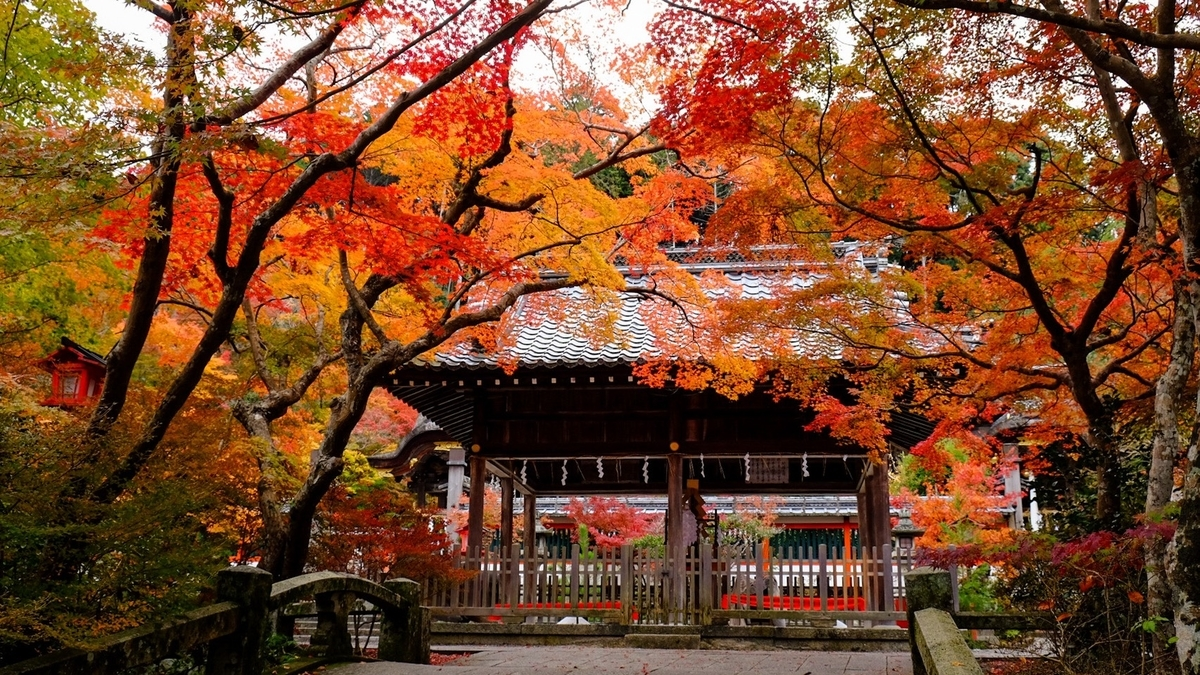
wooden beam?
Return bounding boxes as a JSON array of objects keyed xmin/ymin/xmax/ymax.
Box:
[
  {"xmin": 517, "ymin": 481, "xmax": 859, "ymax": 496},
  {"xmin": 474, "ymin": 441, "xmax": 859, "ymax": 458},
  {"xmin": 484, "ymin": 459, "xmax": 535, "ymax": 495}
]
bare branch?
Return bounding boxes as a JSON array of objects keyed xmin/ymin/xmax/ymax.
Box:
[
  {"xmin": 659, "ymin": 0, "xmax": 761, "ymax": 38},
  {"xmin": 127, "ymin": 0, "xmax": 174, "ymax": 23},
  {"xmin": 242, "ymin": 298, "xmax": 277, "ymax": 391},
  {"xmin": 201, "ymin": 154, "xmax": 235, "ymax": 283},
  {"xmin": 201, "ymin": 5, "xmax": 365, "ymax": 126},
  {"xmin": 339, "ymin": 249, "xmax": 390, "ymax": 346},
  {"xmin": 887, "ymin": 0, "xmax": 1200, "ymax": 51}
]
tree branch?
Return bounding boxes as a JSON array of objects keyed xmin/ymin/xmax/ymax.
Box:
[
  {"xmin": 888, "ymin": 0, "xmax": 1200, "ymax": 50},
  {"xmin": 201, "ymin": 6, "xmax": 365, "ymax": 126},
  {"xmin": 202, "ymin": 153, "xmax": 235, "ymax": 283},
  {"xmin": 339, "ymin": 249, "xmax": 390, "ymax": 347}
]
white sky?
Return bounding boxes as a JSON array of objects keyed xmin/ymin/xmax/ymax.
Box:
[
  {"xmin": 86, "ymin": 0, "xmax": 161, "ymax": 48},
  {"xmin": 82, "ymin": 0, "xmax": 659, "ymax": 116}
]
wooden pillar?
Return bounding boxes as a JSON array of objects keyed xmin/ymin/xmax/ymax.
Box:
[
  {"xmin": 523, "ymin": 492, "xmax": 537, "ymax": 608},
  {"xmin": 468, "ymin": 453, "xmax": 487, "ymax": 552},
  {"xmin": 523, "ymin": 492, "xmax": 537, "ymax": 554},
  {"xmin": 868, "ymin": 461, "xmax": 891, "ymax": 555},
  {"xmin": 856, "ymin": 490, "xmax": 872, "ymax": 555},
  {"xmin": 666, "ymin": 452, "xmax": 685, "ymax": 615},
  {"xmin": 500, "ymin": 475, "xmax": 514, "ymax": 552},
  {"xmin": 865, "ymin": 461, "xmax": 891, "ymax": 611},
  {"xmin": 413, "ymin": 478, "xmax": 427, "ymax": 508}
]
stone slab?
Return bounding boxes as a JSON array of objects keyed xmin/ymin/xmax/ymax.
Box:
[
  {"xmin": 328, "ymin": 645, "xmax": 913, "ymax": 675},
  {"xmin": 622, "ymin": 633, "xmax": 702, "ymax": 649}
]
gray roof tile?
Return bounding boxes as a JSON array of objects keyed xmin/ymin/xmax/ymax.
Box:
[{"xmin": 419, "ymin": 260, "xmax": 873, "ymax": 371}]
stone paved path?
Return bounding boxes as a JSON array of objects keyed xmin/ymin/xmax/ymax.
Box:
[{"xmin": 329, "ymin": 646, "xmax": 913, "ymax": 675}]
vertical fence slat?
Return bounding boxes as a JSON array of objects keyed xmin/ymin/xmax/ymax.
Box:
[
  {"xmin": 700, "ymin": 541, "xmax": 712, "ymax": 625},
  {"xmin": 621, "ymin": 545, "xmax": 631, "ymax": 625},
  {"xmin": 754, "ymin": 540, "xmax": 765, "ymax": 614},
  {"xmin": 818, "ymin": 543, "xmax": 829, "ymax": 612},
  {"xmin": 882, "ymin": 543, "xmax": 894, "ymax": 615},
  {"xmin": 570, "ymin": 543, "xmax": 580, "ymax": 611}
]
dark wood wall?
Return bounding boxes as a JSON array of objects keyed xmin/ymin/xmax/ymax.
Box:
[{"xmin": 391, "ymin": 366, "xmax": 871, "ymax": 496}]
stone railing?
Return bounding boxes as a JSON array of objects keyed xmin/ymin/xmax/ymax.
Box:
[
  {"xmin": 904, "ymin": 567, "xmax": 1054, "ymax": 675},
  {"xmin": 911, "ymin": 608, "xmax": 983, "ymax": 675},
  {"xmin": 905, "ymin": 567, "xmax": 983, "ymax": 675},
  {"xmin": 0, "ymin": 568, "xmax": 429, "ymax": 675}
]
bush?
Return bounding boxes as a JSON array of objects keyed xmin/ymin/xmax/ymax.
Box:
[
  {"xmin": 0, "ymin": 385, "xmax": 237, "ymax": 665},
  {"xmin": 919, "ymin": 525, "xmax": 1177, "ymax": 674}
]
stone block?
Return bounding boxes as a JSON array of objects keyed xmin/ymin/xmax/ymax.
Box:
[
  {"xmin": 623, "ymin": 633, "xmax": 702, "ymax": 649},
  {"xmin": 913, "ymin": 608, "xmax": 983, "ymax": 675},
  {"xmin": 206, "ymin": 566, "xmax": 273, "ymax": 675}
]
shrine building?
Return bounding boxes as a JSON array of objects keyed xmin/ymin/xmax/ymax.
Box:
[{"xmin": 370, "ymin": 247, "xmax": 935, "ymax": 616}]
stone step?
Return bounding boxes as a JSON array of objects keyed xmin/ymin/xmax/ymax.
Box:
[{"xmin": 622, "ymin": 632, "xmax": 702, "ymax": 649}]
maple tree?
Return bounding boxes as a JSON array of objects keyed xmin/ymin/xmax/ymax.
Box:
[
  {"xmin": 0, "ymin": 0, "xmax": 140, "ymax": 363},
  {"xmin": 638, "ymin": 0, "xmax": 1195, "ymax": 668},
  {"xmin": 894, "ymin": 434, "xmax": 1017, "ymax": 548},
  {"xmin": 561, "ymin": 497, "xmax": 659, "ymax": 547},
  {"xmin": 218, "ymin": 57, "xmax": 701, "ymax": 577},
  {"xmin": 812, "ymin": 0, "xmax": 1200, "ymax": 668},
  {"xmin": 307, "ymin": 451, "xmax": 465, "ymax": 584},
  {"xmin": 2, "ymin": 0, "xmax": 706, "ymax": 588}
]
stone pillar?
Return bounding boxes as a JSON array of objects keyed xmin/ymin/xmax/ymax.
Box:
[
  {"xmin": 468, "ymin": 453, "xmax": 487, "ymax": 552},
  {"xmin": 446, "ymin": 447, "xmax": 466, "ymax": 543},
  {"xmin": 666, "ymin": 452, "xmax": 685, "ymax": 614},
  {"xmin": 310, "ymin": 591, "xmax": 354, "ymax": 658},
  {"xmin": 206, "ymin": 566, "xmax": 273, "ymax": 675},
  {"xmin": 380, "ymin": 578, "xmax": 431, "ymax": 664},
  {"xmin": 1002, "ymin": 443, "xmax": 1024, "ymax": 530},
  {"xmin": 904, "ymin": 567, "xmax": 954, "ymax": 675},
  {"xmin": 500, "ymin": 475, "xmax": 514, "ymax": 552}
]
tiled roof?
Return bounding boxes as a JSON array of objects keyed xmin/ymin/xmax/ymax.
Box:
[{"xmin": 414, "ymin": 244, "xmax": 894, "ymax": 371}]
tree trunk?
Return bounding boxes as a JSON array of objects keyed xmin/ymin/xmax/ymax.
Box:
[
  {"xmin": 1144, "ymin": 279, "xmax": 1196, "ymax": 672},
  {"xmin": 1069, "ymin": 361, "xmax": 1123, "ymax": 527},
  {"xmin": 278, "ymin": 381, "xmax": 377, "ymax": 578},
  {"xmin": 232, "ymin": 405, "xmax": 291, "ymax": 577},
  {"xmin": 1168, "ymin": 159, "xmax": 1200, "ymax": 675},
  {"xmin": 85, "ymin": 12, "xmax": 192, "ymax": 441}
]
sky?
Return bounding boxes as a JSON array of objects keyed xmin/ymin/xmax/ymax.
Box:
[
  {"xmin": 86, "ymin": 0, "xmax": 161, "ymax": 49},
  {"xmin": 81, "ymin": 0, "xmax": 659, "ymax": 116}
]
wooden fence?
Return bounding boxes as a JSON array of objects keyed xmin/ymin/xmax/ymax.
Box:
[{"xmin": 423, "ymin": 542, "xmax": 913, "ymax": 626}]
